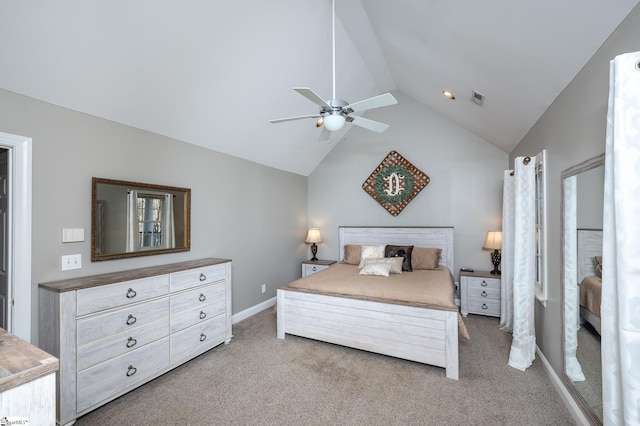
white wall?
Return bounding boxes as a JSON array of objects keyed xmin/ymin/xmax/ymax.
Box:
[
  {"xmin": 0, "ymin": 89, "xmax": 308, "ymax": 343},
  {"xmin": 510, "ymin": 0, "xmax": 640, "ymax": 387},
  {"xmin": 309, "ymin": 91, "xmax": 508, "ymax": 276}
]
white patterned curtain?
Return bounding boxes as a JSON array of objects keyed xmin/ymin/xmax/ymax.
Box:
[
  {"xmin": 163, "ymin": 193, "xmax": 175, "ymax": 249},
  {"xmin": 499, "ymin": 170, "xmax": 514, "ymax": 332},
  {"xmin": 125, "ymin": 190, "xmax": 137, "ymax": 252},
  {"xmin": 601, "ymin": 51, "xmax": 640, "ymax": 426},
  {"xmin": 563, "ymin": 175, "xmax": 585, "ymax": 381},
  {"xmin": 501, "ymin": 156, "xmax": 537, "ymax": 371}
]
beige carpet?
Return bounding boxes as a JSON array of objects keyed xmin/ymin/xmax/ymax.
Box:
[{"xmin": 75, "ymin": 308, "xmax": 575, "ymax": 425}]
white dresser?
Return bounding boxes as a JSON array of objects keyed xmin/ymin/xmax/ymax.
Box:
[
  {"xmin": 39, "ymin": 258, "xmax": 232, "ymax": 426},
  {"xmin": 460, "ymin": 270, "xmax": 501, "ymax": 317}
]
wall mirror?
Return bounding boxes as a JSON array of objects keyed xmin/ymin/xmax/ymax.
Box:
[
  {"xmin": 561, "ymin": 153, "xmax": 604, "ymax": 425},
  {"xmin": 92, "ymin": 177, "xmax": 191, "ymax": 261}
]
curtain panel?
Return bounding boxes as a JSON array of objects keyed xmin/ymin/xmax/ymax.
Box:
[
  {"xmin": 601, "ymin": 51, "xmax": 640, "ymax": 426},
  {"xmin": 501, "ymin": 157, "xmax": 537, "ymax": 371},
  {"xmin": 563, "ymin": 175, "xmax": 585, "ymax": 381}
]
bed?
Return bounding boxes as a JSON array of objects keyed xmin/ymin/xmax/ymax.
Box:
[
  {"xmin": 577, "ymin": 229, "xmax": 602, "ymax": 335},
  {"xmin": 277, "ymin": 226, "xmax": 465, "ymax": 380}
]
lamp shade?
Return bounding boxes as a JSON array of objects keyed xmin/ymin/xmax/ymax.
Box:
[
  {"xmin": 323, "ymin": 114, "xmax": 345, "ymax": 132},
  {"xmin": 305, "ymin": 228, "xmax": 322, "ymax": 244},
  {"xmin": 483, "ymin": 230, "xmax": 502, "ymax": 250}
]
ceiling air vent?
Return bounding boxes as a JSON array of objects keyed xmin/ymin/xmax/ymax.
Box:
[{"xmin": 471, "ymin": 90, "xmax": 485, "ymax": 106}]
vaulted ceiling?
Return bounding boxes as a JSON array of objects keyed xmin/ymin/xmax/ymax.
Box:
[{"xmin": 1, "ymin": 1, "xmax": 638, "ymax": 175}]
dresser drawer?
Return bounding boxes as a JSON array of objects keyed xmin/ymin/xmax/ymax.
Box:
[
  {"xmin": 77, "ymin": 275, "xmax": 169, "ymax": 316},
  {"xmin": 77, "ymin": 337, "xmax": 170, "ymax": 413},
  {"xmin": 303, "ymin": 264, "xmax": 329, "ymax": 276},
  {"xmin": 465, "ymin": 276, "xmax": 500, "ymax": 291},
  {"xmin": 467, "ymin": 286, "xmax": 500, "ymax": 300},
  {"xmin": 170, "ymin": 314, "xmax": 226, "ymax": 366},
  {"xmin": 77, "ymin": 297, "xmax": 170, "ymax": 347},
  {"xmin": 467, "ymin": 298, "xmax": 500, "ymax": 316},
  {"xmin": 171, "ymin": 299, "xmax": 225, "ymax": 334},
  {"xmin": 77, "ymin": 317, "xmax": 169, "ymax": 371},
  {"xmin": 170, "ymin": 264, "xmax": 226, "ymax": 292}
]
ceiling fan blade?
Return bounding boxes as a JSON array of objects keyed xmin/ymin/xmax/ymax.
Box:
[
  {"xmin": 293, "ymin": 87, "xmax": 331, "ymax": 108},
  {"xmin": 347, "ymin": 116, "xmax": 390, "ymax": 133},
  {"xmin": 270, "ymin": 114, "xmax": 321, "ymax": 124},
  {"xmin": 344, "ymin": 93, "xmax": 398, "ymax": 113}
]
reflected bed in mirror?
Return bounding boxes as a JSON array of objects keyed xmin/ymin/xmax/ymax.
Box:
[
  {"xmin": 92, "ymin": 177, "xmax": 191, "ymax": 261},
  {"xmin": 561, "ymin": 153, "xmax": 604, "ymax": 425}
]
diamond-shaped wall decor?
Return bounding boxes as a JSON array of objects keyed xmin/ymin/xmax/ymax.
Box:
[{"xmin": 362, "ymin": 150, "xmax": 430, "ymax": 216}]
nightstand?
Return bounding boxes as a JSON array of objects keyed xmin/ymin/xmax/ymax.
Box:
[
  {"xmin": 301, "ymin": 260, "xmax": 336, "ymax": 277},
  {"xmin": 460, "ymin": 270, "xmax": 501, "ymax": 317}
]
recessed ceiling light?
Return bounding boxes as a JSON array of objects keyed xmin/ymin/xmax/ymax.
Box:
[{"xmin": 442, "ymin": 91, "xmax": 455, "ymax": 100}]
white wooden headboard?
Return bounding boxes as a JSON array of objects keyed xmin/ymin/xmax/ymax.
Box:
[
  {"xmin": 338, "ymin": 226, "xmax": 455, "ymax": 272},
  {"xmin": 577, "ymin": 229, "xmax": 602, "ymax": 283}
]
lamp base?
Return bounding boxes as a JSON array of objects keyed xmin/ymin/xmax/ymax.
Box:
[
  {"xmin": 310, "ymin": 243, "xmax": 318, "ymax": 261},
  {"xmin": 490, "ymin": 250, "xmax": 501, "ymax": 276}
]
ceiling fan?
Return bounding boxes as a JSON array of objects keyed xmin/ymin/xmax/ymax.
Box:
[{"xmin": 270, "ymin": 0, "xmax": 397, "ymax": 133}]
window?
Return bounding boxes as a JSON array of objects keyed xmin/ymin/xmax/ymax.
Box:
[
  {"xmin": 534, "ymin": 150, "xmax": 548, "ymax": 305},
  {"xmin": 136, "ymin": 195, "xmax": 164, "ymax": 249}
]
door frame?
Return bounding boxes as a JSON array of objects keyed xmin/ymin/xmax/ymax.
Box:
[{"xmin": 0, "ymin": 131, "xmax": 32, "ymax": 341}]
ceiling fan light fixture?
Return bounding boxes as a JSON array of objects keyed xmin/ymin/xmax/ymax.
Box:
[
  {"xmin": 443, "ymin": 91, "xmax": 455, "ymax": 100},
  {"xmin": 323, "ymin": 113, "xmax": 345, "ymax": 131}
]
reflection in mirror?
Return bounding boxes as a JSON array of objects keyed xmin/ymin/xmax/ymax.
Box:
[
  {"xmin": 561, "ymin": 154, "xmax": 604, "ymax": 425},
  {"xmin": 92, "ymin": 178, "xmax": 190, "ymax": 261}
]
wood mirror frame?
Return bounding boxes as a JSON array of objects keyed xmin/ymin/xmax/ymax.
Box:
[
  {"xmin": 91, "ymin": 177, "xmax": 191, "ymax": 261},
  {"xmin": 560, "ymin": 153, "xmax": 604, "ymax": 425}
]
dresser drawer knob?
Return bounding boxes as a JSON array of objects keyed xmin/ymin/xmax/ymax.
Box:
[
  {"xmin": 126, "ymin": 314, "xmax": 137, "ymax": 325},
  {"xmin": 481, "ymin": 281, "xmax": 488, "ymax": 287},
  {"xmin": 199, "ymin": 273, "xmax": 207, "ymax": 282},
  {"xmin": 126, "ymin": 288, "xmax": 137, "ymax": 298},
  {"xmin": 482, "ymin": 303, "xmax": 488, "ymax": 310},
  {"xmin": 312, "ymin": 266, "xmax": 317, "ymax": 271},
  {"xmin": 199, "ymin": 293, "xmax": 206, "ymax": 302},
  {"xmin": 126, "ymin": 365, "xmax": 137, "ymax": 377},
  {"xmin": 126, "ymin": 337, "xmax": 137, "ymax": 348},
  {"xmin": 200, "ymin": 333, "xmax": 207, "ymax": 342},
  {"xmin": 199, "ymin": 311, "xmax": 207, "ymax": 320},
  {"xmin": 481, "ymin": 290, "xmax": 487, "ymax": 297}
]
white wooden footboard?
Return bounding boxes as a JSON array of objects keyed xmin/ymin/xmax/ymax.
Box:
[{"xmin": 277, "ymin": 288, "xmax": 459, "ymax": 380}]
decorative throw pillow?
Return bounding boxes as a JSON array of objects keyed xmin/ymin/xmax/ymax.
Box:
[
  {"xmin": 359, "ymin": 261, "xmax": 392, "ymax": 277},
  {"xmin": 412, "ymin": 247, "xmax": 442, "ymax": 270},
  {"xmin": 363, "ymin": 257, "xmax": 403, "ymax": 274},
  {"xmin": 358, "ymin": 245, "xmax": 386, "ymax": 268},
  {"xmin": 385, "ymin": 245, "xmax": 414, "ymax": 271},
  {"xmin": 342, "ymin": 244, "xmax": 361, "ymax": 265}
]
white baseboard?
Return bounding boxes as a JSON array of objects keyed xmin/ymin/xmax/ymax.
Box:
[
  {"xmin": 231, "ymin": 297, "xmax": 276, "ymax": 324},
  {"xmin": 536, "ymin": 346, "xmax": 590, "ymax": 426}
]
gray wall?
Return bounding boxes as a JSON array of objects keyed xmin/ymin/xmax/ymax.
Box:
[
  {"xmin": 510, "ymin": 2, "xmax": 640, "ymax": 381},
  {"xmin": 0, "ymin": 89, "xmax": 308, "ymax": 343},
  {"xmin": 308, "ymin": 91, "xmax": 508, "ymax": 276}
]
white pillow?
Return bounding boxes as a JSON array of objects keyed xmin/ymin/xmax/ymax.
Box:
[
  {"xmin": 359, "ymin": 261, "xmax": 392, "ymax": 277},
  {"xmin": 363, "ymin": 257, "xmax": 403, "ymax": 274},
  {"xmin": 358, "ymin": 244, "xmax": 386, "ymax": 268}
]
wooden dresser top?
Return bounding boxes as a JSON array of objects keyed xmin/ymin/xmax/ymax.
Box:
[
  {"xmin": 39, "ymin": 258, "xmax": 231, "ymax": 293},
  {"xmin": 0, "ymin": 328, "xmax": 59, "ymax": 393}
]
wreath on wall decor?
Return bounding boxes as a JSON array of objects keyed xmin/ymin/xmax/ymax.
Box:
[{"xmin": 362, "ymin": 150, "xmax": 430, "ymax": 216}]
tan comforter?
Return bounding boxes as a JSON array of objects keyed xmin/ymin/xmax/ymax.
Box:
[
  {"xmin": 579, "ymin": 275, "xmax": 602, "ymax": 318},
  {"xmin": 287, "ymin": 263, "xmax": 470, "ymax": 339}
]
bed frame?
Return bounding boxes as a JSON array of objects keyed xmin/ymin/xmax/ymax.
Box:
[
  {"xmin": 277, "ymin": 226, "xmax": 459, "ymax": 379},
  {"xmin": 577, "ymin": 229, "xmax": 602, "ymax": 334}
]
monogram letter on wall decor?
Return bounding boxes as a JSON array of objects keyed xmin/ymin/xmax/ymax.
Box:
[{"xmin": 362, "ymin": 151, "xmax": 430, "ymax": 216}]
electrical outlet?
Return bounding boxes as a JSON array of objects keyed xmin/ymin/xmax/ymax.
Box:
[
  {"xmin": 61, "ymin": 254, "xmax": 82, "ymax": 271},
  {"xmin": 261, "ymin": 284, "xmax": 266, "ymax": 293}
]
